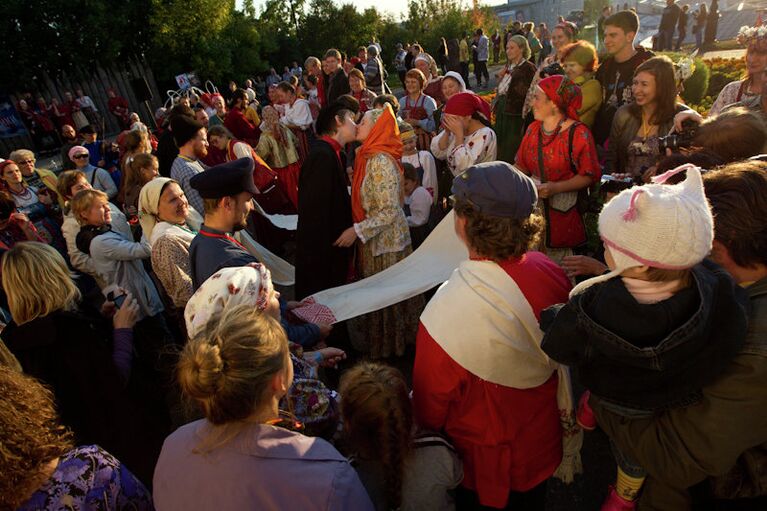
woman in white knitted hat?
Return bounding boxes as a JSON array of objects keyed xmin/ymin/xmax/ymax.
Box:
[{"xmin": 541, "ymin": 165, "xmax": 750, "ymax": 511}]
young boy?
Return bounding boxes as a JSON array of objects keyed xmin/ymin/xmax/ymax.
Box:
[
  {"xmin": 402, "ymin": 163, "xmax": 432, "ymax": 250},
  {"xmin": 541, "ymin": 166, "xmax": 750, "ymax": 510}
]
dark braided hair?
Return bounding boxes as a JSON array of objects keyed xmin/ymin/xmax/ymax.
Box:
[{"xmin": 339, "ymin": 363, "xmax": 413, "ymax": 509}]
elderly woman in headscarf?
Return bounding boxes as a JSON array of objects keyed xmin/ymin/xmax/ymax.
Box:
[
  {"xmin": 431, "ymin": 92, "xmax": 497, "ymax": 176},
  {"xmin": 184, "ymin": 265, "xmax": 344, "ymax": 438},
  {"xmin": 139, "ymin": 177, "xmax": 201, "ymax": 309},
  {"xmin": 515, "ymin": 75, "xmax": 601, "ymax": 263},
  {"xmin": 333, "ymin": 105, "xmax": 424, "ymax": 359},
  {"xmin": 441, "ymin": 71, "xmax": 467, "ymax": 102},
  {"xmin": 494, "ymin": 34, "xmax": 537, "ymax": 164}
]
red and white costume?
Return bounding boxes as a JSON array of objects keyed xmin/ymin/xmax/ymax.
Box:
[{"xmin": 413, "ymin": 252, "xmax": 581, "ymax": 508}]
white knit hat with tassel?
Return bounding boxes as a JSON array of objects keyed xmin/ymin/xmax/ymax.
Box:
[{"xmin": 570, "ymin": 164, "xmax": 714, "ymax": 297}]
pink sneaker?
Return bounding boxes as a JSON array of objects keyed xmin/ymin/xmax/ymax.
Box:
[
  {"xmin": 577, "ymin": 390, "xmax": 597, "ymax": 431},
  {"xmin": 600, "ymin": 486, "xmax": 637, "ymax": 511}
]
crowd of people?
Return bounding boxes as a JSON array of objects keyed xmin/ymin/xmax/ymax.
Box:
[{"xmin": 1, "ymin": 7, "xmax": 767, "ymax": 511}]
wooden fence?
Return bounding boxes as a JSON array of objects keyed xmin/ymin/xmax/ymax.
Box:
[{"xmin": 0, "ymin": 56, "xmax": 166, "ymax": 159}]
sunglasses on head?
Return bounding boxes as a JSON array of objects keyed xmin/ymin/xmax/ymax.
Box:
[{"xmin": 74, "ymin": 154, "xmax": 89, "ymax": 159}]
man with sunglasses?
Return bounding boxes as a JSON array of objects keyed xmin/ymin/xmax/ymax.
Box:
[{"xmin": 67, "ymin": 145, "xmax": 117, "ymax": 200}]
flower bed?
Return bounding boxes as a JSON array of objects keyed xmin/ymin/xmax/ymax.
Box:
[{"xmin": 689, "ymin": 56, "xmax": 746, "ymax": 115}]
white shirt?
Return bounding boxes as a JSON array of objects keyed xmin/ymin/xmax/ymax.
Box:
[
  {"xmin": 280, "ymin": 99, "xmax": 313, "ymax": 130},
  {"xmin": 405, "ymin": 186, "xmax": 432, "ymax": 227},
  {"xmin": 402, "ymin": 151, "xmax": 438, "ymax": 201},
  {"xmin": 430, "ymin": 126, "xmax": 497, "ymax": 176}
]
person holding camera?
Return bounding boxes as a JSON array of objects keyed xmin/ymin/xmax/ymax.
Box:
[{"xmin": 605, "ymin": 56, "xmax": 689, "ymax": 179}]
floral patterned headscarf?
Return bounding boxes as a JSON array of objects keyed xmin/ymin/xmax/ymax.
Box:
[
  {"xmin": 537, "ymin": 74, "xmax": 582, "ymax": 121},
  {"xmin": 184, "ymin": 264, "xmax": 274, "ymax": 338}
]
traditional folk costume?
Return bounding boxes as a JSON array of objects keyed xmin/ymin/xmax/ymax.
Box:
[
  {"xmin": 430, "ymin": 92, "xmax": 497, "ymax": 177},
  {"xmin": 515, "ymin": 75, "xmax": 601, "ymax": 260},
  {"xmin": 398, "ymin": 93, "xmax": 437, "ymax": 152},
  {"xmin": 280, "ymin": 97, "xmax": 314, "ymax": 165},
  {"xmin": 348, "ymin": 105, "xmax": 424, "ymax": 358},
  {"xmin": 413, "ymin": 162, "xmax": 581, "ymax": 509},
  {"xmin": 257, "ymin": 113, "xmax": 302, "ymax": 209},
  {"xmin": 494, "ymin": 37, "xmax": 537, "ymax": 164}
]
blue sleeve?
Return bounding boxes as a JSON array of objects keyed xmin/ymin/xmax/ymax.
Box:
[
  {"xmin": 282, "ymin": 318, "xmax": 321, "ymax": 348},
  {"xmin": 419, "ymin": 96, "xmax": 437, "ymax": 133}
]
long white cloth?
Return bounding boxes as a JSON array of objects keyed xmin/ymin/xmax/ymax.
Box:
[
  {"xmin": 292, "ymin": 211, "xmax": 468, "ymax": 324},
  {"xmin": 236, "ymin": 229, "xmax": 295, "ymax": 286},
  {"xmin": 252, "ymin": 200, "xmax": 298, "ymax": 231}
]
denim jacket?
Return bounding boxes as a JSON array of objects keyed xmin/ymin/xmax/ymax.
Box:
[{"xmin": 541, "ymin": 260, "xmax": 750, "ymax": 410}]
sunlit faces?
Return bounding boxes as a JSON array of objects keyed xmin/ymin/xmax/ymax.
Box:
[
  {"xmin": 415, "ymin": 59, "xmax": 431, "ymax": 79},
  {"xmin": 441, "ymin": 77, "xmax": 462, "ymax": 100},
  {"xmin": 323, "ymin": 56, "xmax": 340, "ymax": 75},
  {"xmin": 195, "ymin": 109, "xmax": 209, "ymax": 127},
  {"xmin": 506, "ymin": 39, "xmax": 523, "ymax": 62},
  {"xmin": 213, "ymin": 96, "xmax": 226, "ymax": 114},
  {"xmin": 402, "ymin": 136, "xmax": 418, "ymax": 155},
  {"xmin": 1, "ymin": 163, "xmax": 22, "ymax": 186},
  {"xmin": 551, "ymin": 27, "xmax": 572, "ymax": 51},
  {"xmin": 335, "ymin": 111, "xmax": 358, "ymax": 145},
  {"xmin": 68, "ymin": 177, "xmax": 91, "ymax": 200},
  {"xmin": 82, "ymin": 196, "xmax": 112, "ymax": 226},
  {"xmin": 405, "ymin": 77, "xmax": 422, "ymax": 95},
  {"xmin": 531, "ymin": 87, "xmax": 556, "ymax": 121},
  {"xmin": 563, "ymin": 60, "xmax": 586, "ymax": 81},
  {"xmin": 355, "ymin": 112, "xmax": 375, "ymax": 143},
  {"xmin": 631, "ymin": 71, "xmax": 657, "ymax": 107},
  {"xmin": 157, "ymin": 182, "xmax": 189, "ymax": 225},
  {"xmin": 139, "ymin": 160, "xmax": 159, "ymax": 183},
  {"xmin": 192, "ymin": 129, "xmax": 209, "ymax": 159},
  {"xmin": 603, "ymin": 25, "xmax": 633, "ymax": 57},
  {"xmin": 349, "ymin": 75, "xmax": 364, "ymax": 93},
  {"xmin": 16, "ymin": 156, "xmax": 36, "ymax": 176},
  {"xmin": 746, "ymin": 47, "xmax": 767, "ymax": 78}
]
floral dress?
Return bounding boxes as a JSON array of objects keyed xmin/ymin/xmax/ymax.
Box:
[
  {"xmin": 350, "ymin": 153, "xmax": 424, "ymax": 358},
  {"xmin": 18, "ymin": 445, "xmax": 154, "ymax": 511}
]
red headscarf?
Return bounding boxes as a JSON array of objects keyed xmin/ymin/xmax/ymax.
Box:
[
  {"xmin": 443, "ymin": 92, "xmax": 492, "ymax": 122},
  {"xmin": 537, "ymin": 75, "xmax": 582, "ymax": 121},
  {"xmin": 351, "ymin": 104, "xmax": 403, "ymax": 223}
]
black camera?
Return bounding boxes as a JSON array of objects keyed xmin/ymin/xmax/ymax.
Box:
[
  {"xmin": 658, "ymin": 120, "xmax": 698, "ymax": 153},
  {"xmin": 540, "ymin": 62, "xmax": 564, "ymax": 78},
  {"xmin": 600, "ymin": 175, "xmax": 635, "ymax": 194}
]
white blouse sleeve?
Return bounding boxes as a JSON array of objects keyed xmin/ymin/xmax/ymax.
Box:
[
  {"xmin": 233, "ymin": 142, "xmax": 252, "ymax": 159},
  {"xmin": 430, "ymin": 130, "xmax": 454, "ymax": 161},
  {"xmin": 418, "ymin": 151, "xmax": 438, "ymax": 200},
  {"xmin": 406, "ymin": 187, "xmax": 432, "ymax": 227},
  {"xmin": 447, "ymin": 128, "xmax": 496, "ymax": 176},
  {"xmin": 280, "ymin": 100, "xmax": 313, "ymax": 130}
]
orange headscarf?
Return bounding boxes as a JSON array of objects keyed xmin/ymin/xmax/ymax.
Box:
[{"xmin": 351, "ymin": 104, "xmax": 404, "ymax": 223}]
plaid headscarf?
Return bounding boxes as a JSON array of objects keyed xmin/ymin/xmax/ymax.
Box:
[{"xmin": 537, "ymin": 74, "xmax": 582, "ymax": 121}]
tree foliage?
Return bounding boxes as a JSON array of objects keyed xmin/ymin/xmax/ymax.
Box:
[{"xmin": 0, "ymin": 0, "xmax": 498, "ymax": 92}]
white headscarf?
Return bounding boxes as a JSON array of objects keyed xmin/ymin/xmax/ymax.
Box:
[
  {"xmin": 443, "ymin": 71, "xmax": 467, "ymax": 93},
  {"xmin": 138, "ymin": 177, "xmax": 202, "ymax": 245},
  {"xmin": 184, "ymin": 265, "xmax": 274, "ymax": 338}
]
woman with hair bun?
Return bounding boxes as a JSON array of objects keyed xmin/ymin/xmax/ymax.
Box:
[
  {"xmin": 340, "ymin": 362, "xmax": 462, "ymax": 511},
  {"xmin": 154, "ymin": 290, "xmax": 372, "ymax": 510}
]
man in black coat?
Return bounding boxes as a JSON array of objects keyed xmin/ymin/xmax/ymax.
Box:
[
  {"xmin": 323, "ymin": 49, "xmax": 351, "ymax": 105},
  {"xmin": 295, "ymin": 100, "xmax": 359, "ymax": 300}
]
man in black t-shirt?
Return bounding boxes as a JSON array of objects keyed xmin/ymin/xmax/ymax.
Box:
[{"xmin": 593, "ymin": 10, "xmax": 654, "ymax": 148}]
